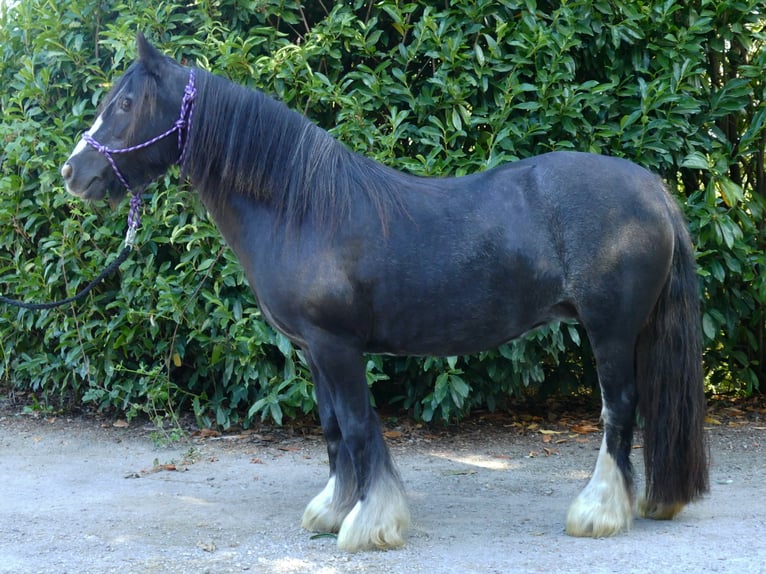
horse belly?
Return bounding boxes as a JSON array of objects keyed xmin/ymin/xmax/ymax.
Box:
[{"xmin": 366, "ymin": 256, "xmax": 566, "ymax": 357}]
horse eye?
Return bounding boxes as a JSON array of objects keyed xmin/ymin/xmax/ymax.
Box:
[{"xmin": 119, "ymin": 97, "xmax": 132, "ymax": 112}]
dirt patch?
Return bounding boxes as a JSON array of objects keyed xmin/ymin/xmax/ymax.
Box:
[{"xmin": 1, "ymin": 401, "xmax": 765, "ymax": 574}]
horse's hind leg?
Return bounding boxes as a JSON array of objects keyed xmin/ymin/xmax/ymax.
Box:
[
  {"xmin": 566, "ymin": 334, "xmax": 637, "ymax": 537},
  {"xmin": 301, "ymin": 338, "xmax": 409, "ymax": 551}
]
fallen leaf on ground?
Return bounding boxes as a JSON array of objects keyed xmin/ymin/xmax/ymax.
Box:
[
  {"xmin": 310, "ymin": 533, "xmax": 338, "ymax": 540},
  {"xmin": 141, "ymin": 463, "xmax": 178, "ymax": 475},
  {"xmin": 570, "ymin": 423, "xmax": 599, "ymax": 434}
]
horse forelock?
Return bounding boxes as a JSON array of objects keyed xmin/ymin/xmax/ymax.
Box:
[
  {"xmin": 98, "ymin": 62, "xmax": 160, "ymax": 145},
  {"xmin": 185, "ymin": 69, "xmax": 407, "ymax": 231}
]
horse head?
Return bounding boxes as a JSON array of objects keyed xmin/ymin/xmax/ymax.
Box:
[{"xmin": 61, "ymin": 33, "xmax": 192, "ymax": 207}]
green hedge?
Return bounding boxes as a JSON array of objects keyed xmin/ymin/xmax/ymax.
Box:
[{"xmin": 0, "ymin": 0, "xmax": 763, "ymax": 425}]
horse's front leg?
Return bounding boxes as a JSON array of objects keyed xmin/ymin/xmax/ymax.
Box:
[
  {"xmin": 302, "ymin": 337, "xmax": 410, "ymax": 551},
  {"xmin": 301, "ymin": 352, "xmax": 356, "ymax": 533}
]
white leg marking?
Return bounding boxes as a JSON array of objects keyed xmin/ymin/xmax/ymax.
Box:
[
  {"xmin": 337, "ymin": 470, "xmax": 410, "ymax": 552},
  {"xmin": 301, "ymin": 476, "xmax": 347, "ymax": 533},
  {"xmin": 566, "ymin": 435, "xmax": 633, "ymax": 537}
]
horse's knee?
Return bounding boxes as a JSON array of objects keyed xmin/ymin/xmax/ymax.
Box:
[{"xmin": 566, "ymin": 435, "xmax": 633, "ymax": 537}]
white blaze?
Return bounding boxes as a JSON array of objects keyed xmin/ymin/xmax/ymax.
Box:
[{"xmin": 69, "ymin": 113, "xmax": 104, "ymax": 159}]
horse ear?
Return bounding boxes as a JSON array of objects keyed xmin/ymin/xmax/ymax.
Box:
[{"xmin": 136, "ymin": 32, "xmax": 164, "ymax": 72}]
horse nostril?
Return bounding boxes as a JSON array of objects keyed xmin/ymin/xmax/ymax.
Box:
[{"xmin": 61, "ymin": 163, "xmax": 73, "ymax": 180}]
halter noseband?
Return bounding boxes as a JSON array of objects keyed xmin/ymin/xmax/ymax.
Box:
[{"xmin": 82, "ymin": 70, "xmax": 197, "ymax": 246}]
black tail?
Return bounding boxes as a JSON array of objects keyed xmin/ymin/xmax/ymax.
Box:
[{"xmin": 636, "ymin": 192, "xmax": 709, "ymax": 514}]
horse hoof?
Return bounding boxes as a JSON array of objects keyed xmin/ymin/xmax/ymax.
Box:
[
  {"xmin": 565, "ymin": 502, "xmax": 632, "ymax": 538},
  {"xmin": 565, "ymin": 438, "xmax": 633, "ymax": 538},
  {"xmin": 565, "ymin": 481, "xmax": 634, "ymax": 537},
  {"xmin": 335, "ymin": 473, "xmax": 410, "ymax": 552},
  {"xmin": 301, "ymin": 477, "xmax": 347, "ymax": 533},
  {"xmin": 337, "ymin": 500, "xmax": 408, "ymax": 551},
  {"xmin": 638, "ymin": 498, "xmax": 684, "ymax": 520}
]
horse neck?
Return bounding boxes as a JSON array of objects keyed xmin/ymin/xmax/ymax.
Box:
[
  {"xmin": 184, "ymin": 69, "xmax": 407, "ymax": 233},
  {"xmin": 184, "ymin": 71, "xmax": 333, "ymax": 214}
]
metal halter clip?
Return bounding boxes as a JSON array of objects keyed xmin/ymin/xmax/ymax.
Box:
[
  {"xmin": 124, "ymin": 225, "xmax": 138, "ymax": 249},
  {"xmin": 125, "ymin": 191, "xmax": 142, "ymax": 249}
]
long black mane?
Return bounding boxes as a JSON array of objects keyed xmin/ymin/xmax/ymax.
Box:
[{"xmin": 184, "ymin": 69, "xmax": 410, "ymax": 229}]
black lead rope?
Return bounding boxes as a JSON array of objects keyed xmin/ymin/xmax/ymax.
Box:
[
  {"xmin": 0, "ymin": 245, "xmax": 133, "ymax": 310},
  {"xmin": 0, "ymin": 193, "xmax": 142, "ymax": 311}
]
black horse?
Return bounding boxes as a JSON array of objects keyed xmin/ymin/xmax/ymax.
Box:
[{"xmin": 62, "ymin": 35, "xmax": 708, "ymax": 551}]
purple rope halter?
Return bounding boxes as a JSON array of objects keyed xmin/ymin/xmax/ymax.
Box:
[{"xmin": 83, "ymin": 70, "xmax": 197, "ymax": 247}]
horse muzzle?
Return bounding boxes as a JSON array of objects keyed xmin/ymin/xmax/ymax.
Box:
[
  {"xmin": 61, "ymin": 160, "xmax": 104, "ymax": 200},
  {"xmin": 62, "ymin": 157, "xmax": 129, "ymax": 208}
]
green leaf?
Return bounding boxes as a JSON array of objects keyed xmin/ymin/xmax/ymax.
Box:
[
  {"xmin": 717, "ymin": 177, "xmax": 743, "ymax": 208},
  {"xmin": 681, "ymin": 152, "xmax": 709, "ymax": 170},
  {"xmin": 276, "ymin": 333, "xmax": 293, "ymax": 358},
  {"xmin": 451, "ymin": 107, "xmax": 462, "ymax": 131},
  {"xmin": 702, "ymin": 313, "xmax": 716, "ymax": 341},
  {"xmin": 474, "ymin": 43, "xmax": 485, "ymax": 66},
  {"xmin": 566, "ymin": 324, "xmax": 581, "ymax": 346}
]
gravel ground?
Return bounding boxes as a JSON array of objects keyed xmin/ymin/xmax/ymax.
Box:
[{"xmin": 1, "ymin": 404, "xmax": 764, "ymax": 574}]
